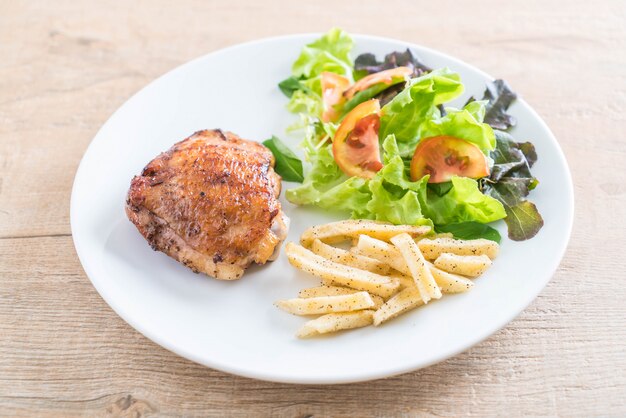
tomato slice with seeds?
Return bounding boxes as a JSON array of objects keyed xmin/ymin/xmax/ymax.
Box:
[
  {"xmin": 332, "ymin": 99, "xmax": 382, "ymax": 179},
  {"xmin": 410, "ymin": 136, "xmax": 490, "ymax": 183},
  {"xmin": 320, "ymin": 72, "xmax": 351, "ymax": 123},
  {"xmin": 343, "ymin": 66, "xmax": 413, "ymax": 100}
]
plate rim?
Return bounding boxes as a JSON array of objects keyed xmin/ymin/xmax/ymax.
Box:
[{"xmin": 70, "ymin": 32, "xmax": 575, "ymax": 384}]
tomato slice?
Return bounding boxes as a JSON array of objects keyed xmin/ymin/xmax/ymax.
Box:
[
  {"xmin": 321, "ymin": 72, "xmax": 351, "ymax": 123},
  {"xmin": 332, "ymin": 99, "xmax": 382, "ymax": 179},
  {"xmin": 343, "ymin": 66, "xmax": 413, "ymax": 100},
  {"xmin": 410, "ymin": 136, "xmax": 490, "ymax": 183}
]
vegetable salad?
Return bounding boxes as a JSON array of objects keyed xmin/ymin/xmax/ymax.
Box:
[{"xmin": 269, "ymin": 29, "xmax": 543, "ymax": 242}]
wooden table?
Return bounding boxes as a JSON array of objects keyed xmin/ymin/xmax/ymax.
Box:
[{"xmin": 1, "ymin": 1, "xmax": 625, "ymax": 416}]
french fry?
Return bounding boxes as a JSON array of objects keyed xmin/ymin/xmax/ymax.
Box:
[
  {"xmin": 310, "ymin": 239, "xmax": 390, "ymax": 275},
  {"xmin": 349, "ymin": 247, "xmax": 366, "ymax": 257},
  {"xmin": 275, "ymin": 292, "xmax": 375, "ymax": 316},
  {"xmin": 310, "ymin": 238, "xmax": 348, "ymax": 262},
  {"xmin": 391, "ymin": 234, "xmax": 442, "ymax": 302},
  {"xmin": 298, "ymin": 285, "xmax": 357, "ymax": 298},
  {"xmin": 392, "ymin": 274, "xmax": 417, "ymax": 290},
  {"xmin": 429, "ymin": 263, "xmax": 474, "ymax": 293},
  {"xmin": 418, "ymin": 237, "xmax": 499, "ymax": 260},
  {"xmin": 285, "ymin": 242, "xmax": 400, "ymax": 298},
  {"xmin": 300, "ymin": 220, "xmax": 431, "ymax": 246},
  {"xmin": 319, "ymin": 278, "xmax": 397, "ymax": 301},
  {"xmin": 412, "ymin": 277, "xmax": 431, "ymax": 304},
  {"xmin": 373, "ymin": 287, "xmax": 424, "ymax": 326},
  {"xmin": 356, "ymin": 235, "xmax": 408, "ymax": 275},
  {"xmin": 298, "ymin": 285, "xmax": 384, "ymax": 308},
  {"xmin": 297, "ymin": 310, "xmax": 374, "ymax": 338},
  {"xmin": 339, "ymin": 252, "xmax": 391, "ymax": 275},
  {"xmin": 433, "ymin": 253, "xmax": 492, "ymax": 277}
]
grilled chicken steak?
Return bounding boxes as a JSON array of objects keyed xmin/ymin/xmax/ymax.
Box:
[{"xmin": 126, "ymin": 129, "xmax": 289, "ymax": 280}]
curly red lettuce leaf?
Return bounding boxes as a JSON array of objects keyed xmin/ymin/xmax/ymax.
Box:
[
  {"xmin": 467, "ymin": 79, "xmax": 517, "ymax": 130},
  {"xmin": 481, "ymin": 130, "xmax": 543, "ymax": 241},
  {"xmin": 354, "ymin": 49, "xmax": 431, "ymax": 78}
]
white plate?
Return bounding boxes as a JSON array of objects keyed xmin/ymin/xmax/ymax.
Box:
[{"xmin": 71, "ymin": 34, "xmax": 573, "ymax": 384}]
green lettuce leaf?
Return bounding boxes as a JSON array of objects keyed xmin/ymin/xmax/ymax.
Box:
[
  {"xmin": 285, "ymin": 144, "xmax": 370, "ymax": 217},
  {"xmin": 366, "ymin": 179, "xmax": 432, "ymax": 226},
  {"xmin": 286, "ymin": 141, "xmax": 343, "ymax": 205},
  {"xmin": 284, "ymin": 76, "xmax": 324, "ymax": 130},
  {"xmin": 379, "ymin": 68, "xmax": 464, "ymax": 155},
  {"xmin": 307, "ymin": 176, "xmax": 372, "ymax": 216},
  {"xmin": 422, "ymin": 176, "xmax": 506, "ymax": 225},
  {"xmin": 285, "ymin": 124, "xmax": 370, "ymax": 216},
  {"xmin": 418, "ymin": 101, "xmax": 496, "ymax": 154},
  {"xmin": 286, "ymin": 89, "xmax": 322, "ymax": 121},
  {"xmin": 282, "ymin": 29, "xmax": 354, "ymax": 125},
  {"xmin": 462, "ymin": 100, "xmax": 487, "ymax": 122},
  {"xmin": 364, "ymin": 135, "xmax": 432, "ymax": 226},
  {"xmin": 292, "ymin": 28, "xmax": 354, "ymax": 79}
]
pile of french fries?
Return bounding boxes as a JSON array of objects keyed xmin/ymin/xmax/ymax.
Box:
[{"xmin": 275, "ymin": 219, "xmax": 499, "ymax": 338}]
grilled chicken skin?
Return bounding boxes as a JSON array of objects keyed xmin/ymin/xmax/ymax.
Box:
[{"xmin": 126, "ymin": 129, "xmax": 289, "ymax": 280}]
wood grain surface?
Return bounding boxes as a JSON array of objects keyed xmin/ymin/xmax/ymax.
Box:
[{"xmin": 1, "ymin": 0, "xmax": 625, "ymax": 416}]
